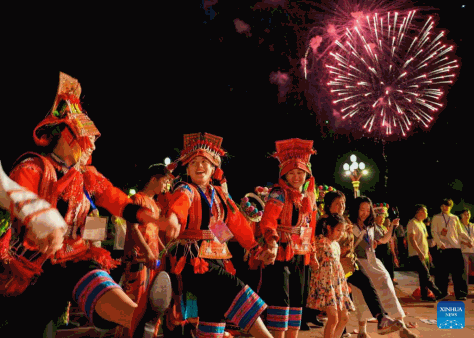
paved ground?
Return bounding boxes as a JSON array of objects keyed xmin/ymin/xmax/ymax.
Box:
[
  {"xmin": 298, "ymin": 271, "xmax": 474, "ymax": 338},
  {"xmin": 55, "ymin": 271, "xmax": 473, "ymax": 337}
]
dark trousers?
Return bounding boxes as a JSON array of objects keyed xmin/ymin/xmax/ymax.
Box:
[
  {"xmin": 397, "ymin": 238, "xmax": 407, "ymax": 267},
  {"xmin": 429, "ymin": 246, "xmax": 439, "ymax": 273},
  {"xmin": 409, "ymin": 255, "xmax": 442, "ymax": 298},
  {"xmin": 0, "ymin": 261, "xmax": 112, "ymax": 337},
  {"xmin": 259, "ymin": 256, "xmax": 306, "ymax": 308},
  {"xmin": 435, "ymin": 248, "xmax": 467, "ymax": 298},
  {"xmin": 347, "ymin": 267, "xmax": 385, "ymax": 318}
]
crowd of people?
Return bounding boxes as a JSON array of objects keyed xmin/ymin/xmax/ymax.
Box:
[{"xmin": 1, "ymin": 73, "xmax": 473, "ymax": 338}]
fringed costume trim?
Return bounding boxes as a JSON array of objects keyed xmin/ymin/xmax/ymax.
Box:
[
  {"xmin": 288, "ymin": 307, "xmax": 303, "ymax": 329},
  {"xmin": 266, "ymin": 305, "xmax": 289, "ymax": 331},
  {"xmin": 224, "ymin": 285, "xmax": 267, "ymax": 332},
  {"xmin": 73, "ymin": 269, "xmax": 121, "ymax": 325},
  {"xmin": 196, "ymin": 321, "xmax": 226, "ymax": 338}
]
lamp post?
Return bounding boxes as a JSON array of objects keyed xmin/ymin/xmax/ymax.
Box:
[{"xmin": 343, "ymin": 154, "xmax": 369, "ymax": 199}]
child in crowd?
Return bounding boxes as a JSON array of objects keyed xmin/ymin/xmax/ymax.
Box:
[{"xmin": 307, "ymin": 213, "xmax": 355, "ymax": 338}]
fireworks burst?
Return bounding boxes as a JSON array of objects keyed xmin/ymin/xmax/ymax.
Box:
[{"xmin": 325, "ymin": 10, "xmax": 458, "ymax": 137}]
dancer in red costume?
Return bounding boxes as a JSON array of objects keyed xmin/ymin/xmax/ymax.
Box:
[
  {"xmin": 117, "ymin": 164, "xmax": 173, "ymax": 337},
  {"xmin": 160, "ymin": 132, "xmax": 273, "ymax": 338},
  {"xmin": 0, "ymin": 73, "xmax": 168, "ymax": 338},
  {"xmin": 258, "ymin": 138, "xmax": 318, "ymax": 338}
]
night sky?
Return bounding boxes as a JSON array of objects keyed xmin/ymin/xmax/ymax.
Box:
[{"xmin": 1, "ymin": 1, "xmax": 471, "ymax": 223}]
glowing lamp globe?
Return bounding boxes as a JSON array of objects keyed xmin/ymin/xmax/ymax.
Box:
[
  {"xmin": 359, "ymin": 162, "xmax": 366, "ymax": 170},
  {"xmin": 129, "ymin": 189, "xmax": 137, "ymax": 196},
  {"xmin": 343, "ymin": 163, "xmax": 350, "ymax": 171},
  {"xmin": 345, "ymin": 170, "xmax": 351, "ymax": 176},
  {"xmin": 350, "ymin": 154, "xmax": 357, "ymax": 162},
  {"xmin": 350, "ymin": 162, "xmax": 358, "ymax": 171},
  {"xmin": 362, "ymin": 169, "xmax": 368, "ymax": 175},
  {"xmin": 164, "ymin": 157, "xmax": 171, "ymax": 165}
]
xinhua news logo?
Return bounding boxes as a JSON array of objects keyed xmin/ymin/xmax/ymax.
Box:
[{"xmin": 437, "ymin": 301, "xmax": 465, "ymax": 329}]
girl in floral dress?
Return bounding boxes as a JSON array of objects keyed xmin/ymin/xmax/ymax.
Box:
[{"xmin": 307, "ymin": 213, "xmax": 355, "ymax": 338}]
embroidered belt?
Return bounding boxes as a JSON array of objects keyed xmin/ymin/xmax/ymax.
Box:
[
  {"xmin": 277, "ymin": 225, "xmax": 312, "ymax": 255},
  {"xmin": 178, "ymin": 230, "xmax": 215, "ymax": 241},
  {"xmin": 177, "ymin": 230, "xmax": 232, "ymax": 259},
  {"xmin": 277, "ymin": 225, "xmax": 307, "ymax": 235}
]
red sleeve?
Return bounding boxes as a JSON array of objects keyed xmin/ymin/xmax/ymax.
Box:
[
  {"xmin": 84, "ymin": 166, "xmax": 132, "ymax": 217},
  {"xmin": 225, "ymin": 197, "xmax": 258, "ymax": 250},
  {"xmin": 9, "ymin": 158, "xmax": 43, "ymax": 196},
  {"xmin": 259, "ymin": 193, "xmax": 284, "ymax": 243},
  {"xmin": 166, "ymin": 184, "xmax": 193, "ymax": 230}
]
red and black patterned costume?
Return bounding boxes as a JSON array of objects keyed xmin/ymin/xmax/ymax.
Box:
[
  {"xmin": 0, "ymin": 73, "xmax": 152, "ymax": 337},
  {"xmin": 258, "ymin": 138, "xmax": 317, "ymax": 333},
  {"xmin": 164, "ymin": 133, "xmax": 267, "ymax": 338}
]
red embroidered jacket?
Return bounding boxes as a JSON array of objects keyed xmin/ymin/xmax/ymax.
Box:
[
  {"xmin": 167, "ymin": 183, "xmax": 258, "ymax": 251},
  {"xmin": 9, "ymin": 153, "xmax": 138, "ymax": 269},
  {"xmin": 129, "ymin": 192, "xmax": 161, "ymax": 257},
  {"xmin": 259, "ymin": 180, "xmax": 317, "ymax": 263}
]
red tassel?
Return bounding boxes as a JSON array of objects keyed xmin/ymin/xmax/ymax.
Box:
[
  {"xmin": 304, "ymin": 253, "xmax": 310, "ymax": 266},
  {"xmin": 191, "ymin": 257, "xmax": 200, "ymax": 274},
  {"xmin": 199, "ymin": 258, "xmax": 209, "ymax": 274},
  {"xmin": 169, "ymin": 255, "xmax": 177, "ymax": 274},
  {"xmin": 276, "ymin": 246, "xmax": 285, "ymax": 261},
  {"xmin": 0, "ymin": 228, "xmax": 12, "ymax": 256},
  {"xmin": 223, "ymin": 260, "xmax": 236, "ymax": 275},
  {"xmin": 0, "ymin": 254, "xmax": 44, "ymax": 296},
  {"xmin": 174, "ymin": 256, "xmax": 186, "ymax": 275},
  {"xmin": 213, "ymin": 167, "xmax": 224, "ymax": 181},
  {"xmin": 87, "ymin": 246, "xmax": 120, "ymax": 272},
  {"xmin": 285, "ymin": 244, "xmax": 294, "ymax": 261},
  {"xmin": 248, "ymin": 247, "xmax": 263, "ymax": 270}
]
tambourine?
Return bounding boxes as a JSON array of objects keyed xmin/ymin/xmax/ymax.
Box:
[{"xmin": 239, "ymin": 192, "xmax": 266, "ymax": 223}]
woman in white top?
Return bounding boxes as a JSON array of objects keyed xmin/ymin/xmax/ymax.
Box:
[
  {"xmin": 459, "ymin": 209, "xmax": 474, "ymax": 292},
  {"xmin": 349, "ymin": 197, "xmax": 417, "ymax": 338}
]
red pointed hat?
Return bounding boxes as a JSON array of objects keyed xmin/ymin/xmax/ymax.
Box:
[
  {"xmin": 179, "ymin": 132, "xmax": 226, "ymax": 167},
  {"xmin": 272, "ymin": 138, "xmax": 316, "ymax": 177},
  {"xmin": 33, "ymin": 72, "xmax": 100, "ymax": 147}
]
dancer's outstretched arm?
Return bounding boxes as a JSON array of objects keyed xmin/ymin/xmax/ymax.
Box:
[{"xmin": 0, "ymin": 160, "xmax": 66, "ymax": 255}]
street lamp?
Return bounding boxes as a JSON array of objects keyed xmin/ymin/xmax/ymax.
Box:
[
  {"xmin": 343, "ymin": 154, "xmax": 369, "ymax": 198},
  {"xmin": 164, "ymin": 157, "xmax": 171, "ymax": 165}
]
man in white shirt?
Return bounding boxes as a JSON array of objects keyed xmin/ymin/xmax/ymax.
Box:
[
  {"xmin": 407, "ymin": 205, "xmax": 444, "ymax": 301},
  {"xmin": 431, "ymin": 199, "xmax": 472, "ymax": 300},
  {"xmin": 459, "ymin": 209, "xmax": 474, "ymax": 294}
]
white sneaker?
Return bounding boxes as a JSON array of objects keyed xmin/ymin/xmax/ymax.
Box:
[{"xmin": 377, "ymin": 316, "xmax": 403, "ymax": 335}]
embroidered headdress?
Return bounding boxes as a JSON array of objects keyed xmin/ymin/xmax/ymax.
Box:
[
  {"xmin": 179, "ymin": 132, "xmax": 226, "ymax": 167},
  {"xmin": 272, "ymin": 138, "xmax": 316, "ymax": 177},
  {"xmin": 168, "ymin": 132, "xmax": 228, "ymax": 193},
  {"xmin": 33, "ymin": 72, "xmax": 100, "ymax": 148},
  {"xmin": 374, "ymin": 203, "xmax": 389, "ymax": 216},
  {"xmin": 317, "ymin": 185, "xmax": 336, "ymax": 203}
]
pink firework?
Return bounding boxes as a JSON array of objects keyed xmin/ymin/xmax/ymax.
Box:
[
  {"xmin": 325, "ymin": 10, "xmax": 458, "ymax": 137},
  {"xmin": 303, "ymin": 0, "xmax": 406, "ymax": 79}
]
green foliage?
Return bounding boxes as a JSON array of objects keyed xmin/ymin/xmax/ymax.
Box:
[{"xmin": 0, "ymin": 209, "xmax": 11, "ymax": 237}]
